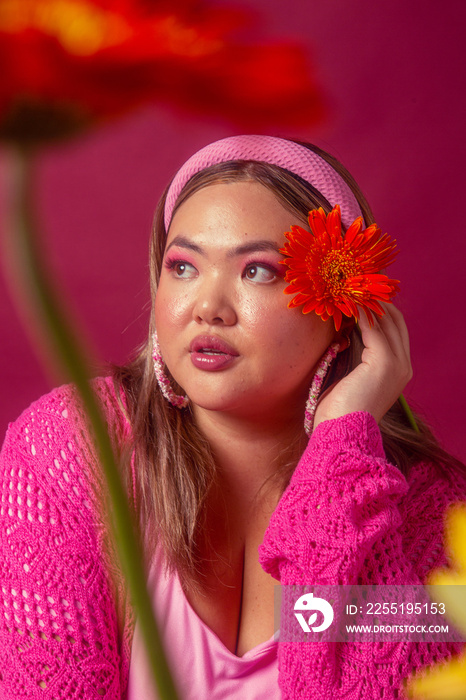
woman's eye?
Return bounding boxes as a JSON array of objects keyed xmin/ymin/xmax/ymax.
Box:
[
  {"xmin": 244, "ymin": 264, "xmax": 277, "ymax": 283},
  {"xmin": 167, "ymin": 260, "xmax": 197, "ymax": 279}
]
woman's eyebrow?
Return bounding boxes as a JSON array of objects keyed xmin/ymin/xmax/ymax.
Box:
[
  {"xmin": 227, "ymin": 241, "xmax": 282, "ymax": 257},
  {"xmin": 165, "ymin": 236, "xmax": 204, "ymax": 255},
  {"xmin": 165, "ymin": 237, "xmax": 282, "ymax": 257}
]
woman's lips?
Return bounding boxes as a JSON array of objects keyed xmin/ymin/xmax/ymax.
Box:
[{"xmin": 189, "ymin": 335, "xmax": 239, "ymax": 371}]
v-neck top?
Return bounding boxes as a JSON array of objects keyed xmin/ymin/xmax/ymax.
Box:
[{"xmin": 127, "ymin": 545, "xmax": 279, "ymax": 699}]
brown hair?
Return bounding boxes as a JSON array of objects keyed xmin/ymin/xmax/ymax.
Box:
[{"xmin": 113, "ymin": 141, "xmax": 464, "ymax": 589}]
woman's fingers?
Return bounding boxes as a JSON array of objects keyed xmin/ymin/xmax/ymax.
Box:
[
  {"xmin": 358, "ymin": 304, "xmax": 411, "ymax": 371},
  {"xmin": 379, "ymin": 305, "xmax": 412, "ymax": 379},
  {"xmin": 382, "ymin": 303, "xmax": 412, "ymax": 363},
  {"xmin": 314, "ymin": 303, "xmax": 413, "ymax": 428}
]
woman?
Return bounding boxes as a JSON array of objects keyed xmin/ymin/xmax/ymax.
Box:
[{"xmin": 1, "ymin": 135, "xmax": 464, "ymax": 699}]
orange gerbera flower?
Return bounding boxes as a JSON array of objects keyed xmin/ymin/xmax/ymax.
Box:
[
  {"xmin": 0, "ymin": 0, "xmax": 325, "ymax": 143},
  {"xmin": 280, "ymin": 205, "xmax": 400, "ymax": 331}
]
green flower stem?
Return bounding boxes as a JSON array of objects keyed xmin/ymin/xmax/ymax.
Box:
[
  {"xmin": 4, "ymin": 147, "xmax": 180, "ymax": 700},
  {"xmin": 398, "ymin": 393, "xmax": 420, "ymax": 433}
]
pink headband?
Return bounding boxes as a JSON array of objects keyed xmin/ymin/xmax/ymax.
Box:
[{"xmin": 164, "ymin": 135, "xmax": 363, "ymax": 231}]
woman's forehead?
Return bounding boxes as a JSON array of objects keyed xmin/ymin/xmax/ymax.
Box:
[{"xmin": 167, "ymin": 180, "xmax": 303, "ymax": 247}]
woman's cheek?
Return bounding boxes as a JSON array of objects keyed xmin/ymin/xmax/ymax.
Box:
[
  {"xmin": 238, "ymin": 294, "xmax": 263, "ymax": 324},
  {"xmin": 155, "ymin": 287, "xmax": 192, "ymax": 327}
]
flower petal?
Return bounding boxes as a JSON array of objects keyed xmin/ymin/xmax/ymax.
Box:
[
  {"xmin": 308, "ymin": 207, "xmax": 328, "ymax": 238},
  {"xmin": 407, "ymin": 651, "xmax": 466, "ymax": 700},
  {"xmin": 446, "ymin": 506, "xmax": 466, "ymax": 571}
]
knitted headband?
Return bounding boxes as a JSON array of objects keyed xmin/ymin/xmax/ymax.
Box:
[{"xmin": 164, "ymin": 135, "xmax": 363, "ymax": 231}]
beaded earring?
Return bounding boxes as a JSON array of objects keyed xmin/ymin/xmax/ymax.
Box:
[
  {"xmin": 304, "ymin": 342, "xmax": 340, "ymax": 436},
  {"xmin": 152, "ymin": 331, "xmax": 189, "ymax": 408}
]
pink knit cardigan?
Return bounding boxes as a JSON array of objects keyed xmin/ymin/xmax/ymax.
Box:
[{"xmin": 0, "ymin": 377, "xmax": 464, "ymax": 699}]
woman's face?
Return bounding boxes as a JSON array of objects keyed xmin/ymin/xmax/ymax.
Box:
[{"xmin": 154, "ymin": 181, "xmax": 336, "ymax": 424}]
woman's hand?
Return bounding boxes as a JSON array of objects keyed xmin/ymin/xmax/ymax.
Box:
[{"xmin": 313, "ymin": 304, "xmax": 413, "ymax": 428}]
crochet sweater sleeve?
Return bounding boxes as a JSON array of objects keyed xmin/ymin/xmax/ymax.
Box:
[
  {"xmin": 0, "ymin": 380, "xmax": 133, "ymax": 700},
  {"xmin": 259, "ymin": 411, "xmax": 465, "ymax": 699}
]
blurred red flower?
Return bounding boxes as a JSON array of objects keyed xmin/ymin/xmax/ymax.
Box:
[
  {"xmin": 280, "ymin": 205, "xmax": 400, "ymax": 331},
  {"xmin": 0, "ymin": 0, "xmax": 324, "ymax": 142}
]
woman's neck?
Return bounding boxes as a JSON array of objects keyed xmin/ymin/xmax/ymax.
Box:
[{"xmin": 192, "ymin": 404, "xmax": 307, "ymax": 508}]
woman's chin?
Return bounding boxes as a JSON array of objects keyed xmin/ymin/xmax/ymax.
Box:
[
  {"xmin": 188, "ymin": 393, "xmax": 246, "ymax": 414},
  {"xmin": 177, "ymin": 374, "xmax": 308, "ymax": 423},
  {"xmin": 186, "ymin": 386, "xmax": 258, "ymax": 416},
  {"xmin": 188, "ymin": 391, "xmax": 302, "ymax": 429}
]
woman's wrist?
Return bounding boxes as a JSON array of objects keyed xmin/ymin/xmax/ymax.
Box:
[{"xmin": 292, "ymin": 411, "xmax": 387, "ymax": 484}]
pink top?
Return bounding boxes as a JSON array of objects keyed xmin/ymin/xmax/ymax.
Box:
[
  {"xmin": 127, "ymin": 545, "xmax": 279, "ymax": 700},
  {"xmin": 0, "ymin": 377, "xmax": 465, "ymax": 698}
]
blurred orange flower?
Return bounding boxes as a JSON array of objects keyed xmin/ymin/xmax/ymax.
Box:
[
  {"xmin": 0, "ymin": 0, "xmax": 324, "ymax": 142},
  {"xmin": 280, "ymin": 205, "xmax": 399, "ymax": 331}
]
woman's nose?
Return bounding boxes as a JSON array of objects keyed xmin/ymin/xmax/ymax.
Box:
[{"xmin": 192, "ymin": 277, "xmax": 237, "ymax": 326}]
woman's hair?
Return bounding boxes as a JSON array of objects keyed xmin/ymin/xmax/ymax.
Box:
[{"xmin": 113, "ymin": 140, "xmax": 464, "ymax": 590}]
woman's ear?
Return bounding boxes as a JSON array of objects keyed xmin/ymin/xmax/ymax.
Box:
[
  {"xmin": 337, "ymin": 335, "xmax": 351, "ymax": 352},
  {"xmin": 335, "ymin": 320, "xmax": 355, "ymax": 352}
]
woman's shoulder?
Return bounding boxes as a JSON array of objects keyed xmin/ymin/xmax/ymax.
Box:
[
  {"xmin": 0, "ymin": 377, "xmax": 134, "ymax": 696},
  {"xmin": 405, "ymin": 457, "xmax": 466, "ymax": 503},
  {"xmin": 0, "ymin": 376, "xmax": 130, "ymax": 493},
  {"xmin": 401, "ymin": 457, "xmax": 466, "ymax": 576},
  {"xmin": 402, "ymin": 457, "xmax": 466, "ymax": 533},
  {"xmin": 3, "ymin": 375, "xmax": 128, "ymax": 443}
]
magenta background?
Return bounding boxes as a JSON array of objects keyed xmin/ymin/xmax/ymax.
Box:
[{"xmin": 1, "ymin": 0, "xmax": 465, "ymax": 460}]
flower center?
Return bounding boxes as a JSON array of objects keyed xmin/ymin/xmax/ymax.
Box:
[{"xmin": 317, "ymin": 250, "xmax": 359, "ymax": 292}]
